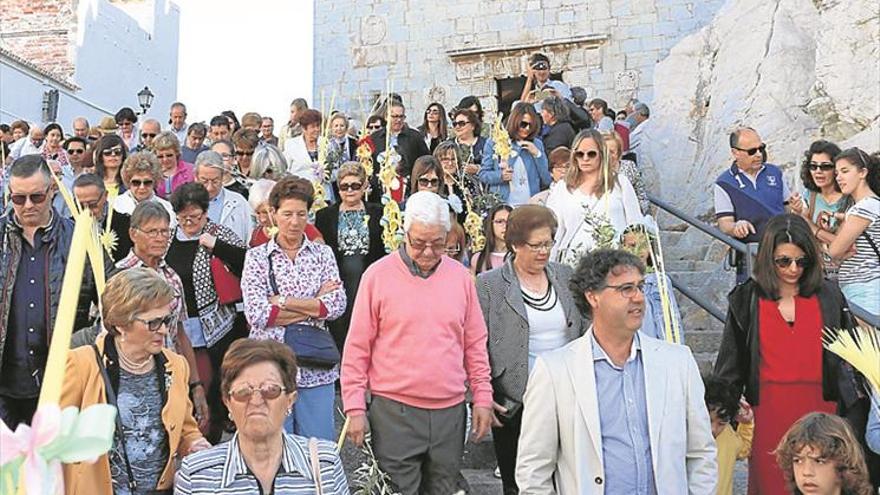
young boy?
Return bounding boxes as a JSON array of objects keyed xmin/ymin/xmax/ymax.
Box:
[{"xmin": 704, "ymin": 374, "xmax": 754, "ymax": 495}]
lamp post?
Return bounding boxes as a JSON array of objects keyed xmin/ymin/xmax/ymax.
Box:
[{"xmin": 137, "ymin": 86, "xmax": 154, "ymax": 115}]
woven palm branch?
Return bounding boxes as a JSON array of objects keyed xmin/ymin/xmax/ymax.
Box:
[{"xmin": 822, "ymin": 326, "xmax": 880, "ymax": 395}]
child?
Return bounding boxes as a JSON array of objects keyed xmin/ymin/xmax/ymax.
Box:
[
  {"xmin": 620, "ymin": 223, "xmax": 683, "ymax": 342},
  {"xmin": 469, "ymin": 203, "xmax": 512, "ymax": 275},
  {"xmin": 704, "ymin": 374, "xmax": 754, "ymax": 495},
  {"xmin": 775, "ymin": 412, "xmax": 874, "ymax": 495}
]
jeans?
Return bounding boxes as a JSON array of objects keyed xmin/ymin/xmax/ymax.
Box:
[
  {"xmin": 283, "ymin": 381, "xmax": 336, "ymax": 441},
  {"xmin": 841, "ymin": 280, "xmax": 880, "ymax": 317}
]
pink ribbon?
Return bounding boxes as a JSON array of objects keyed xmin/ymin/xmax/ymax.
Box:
[{"xmin": 0, "ymin": 404, "xmax": 63, "ymax": 495}]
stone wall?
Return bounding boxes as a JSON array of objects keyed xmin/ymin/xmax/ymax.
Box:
[
  {"xmin": 313, "ymin": 0, "xmax": 724, "ymax": 121},
  {"xmin": 639, "ymin": 0, "xmax": 880, "ymax": 219}
]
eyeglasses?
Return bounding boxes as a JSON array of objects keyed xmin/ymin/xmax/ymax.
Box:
[
  {"xmin": 445, "ymin": 244, "xmax": 461, "ymax": 255},
  {"xmin": 523, "ymin": 241, "xmax": 553, "ymax": 253},
  {"xmin": 734, "ymin": 143, "xmax": 766, "ymax": 156},
  {"xmin": 130, "ymin": 179, "xmax": 155, "ymax": 188},
  {"xmin": 603, "ymin": 280, "xmax": 647, "ymax": 298},
  {"xmin": 367, "ymin": 124, "xmax": 382, "ymax": 131},
  {"xmin": 79, "ymin": 198, "xmax": 104, "ymax": 210},
  {"xmin": 235, "ymin": 150, "xmax": 254, "ymax": 157},
  {"xmin": 118, "ymin": 121, "xmax": 133, "ymax": 127},
  {"xmin": 228, "ymin": 383, "xmax": 288, "ymax": 403},
  {"xmin": 101, "ymin": 147, "xmax": 124, "ymax": 157},
  {"xmin": 9, "ymin": 188, "xmax": 51, "ymax": 206},
  {"xmin": 406, "ymin": 233, "xmax": 446, "ymax": 252},
  {"xmin": 178, "ymin": 212, "xmax": 205, "ymax": 224},
  {"xmin": 532, "ymin": 62, "xmax": 549, "ymax": 70},
  {"xmin": 67, "ymin": 148, "xmax": 85, "ymax": 155},
  {"xmin": 141, "ymin": 133, "xmax": 157, "ymax": 139},
  {"xmin": 156, "ymin": 153, "xmax": 176, "ymax": 161},
  {"xmin": 198, "ymin": 177, "xmax": 223, "ymax": 187},
  {"xmin": 426, "ymin": 108, "xmax": 441, "ymax": 115},
  {"xmin": 452, "ymin": 120, "xmax": 470, "ymax": 128},
  {"xmin": 774, "ymin": 256, "xmax": 810, "ymax": 269},
  {"xmin": 132, "ymin": 313, "xmax": 174, "ymax": 332},
  {"xmin": 137, "ymin": 227, "xmax": 171, "ymax": 238},
  {"xmin": 809, "ymin": 162, "xmax": 834, "ymax": 172},
  {"xmin": 338, "ymin": 182, "xmax": 363, "ymax": 192},
  {"xmin": 574, "ymin": 150, "xmax": 600, "ymax": 160},
  {"xmin": 518, "ymin": 121, "xmax": 532, "ymax": 130},
  {"xmin": 418, "ymin": 177, "xmax": 440, "ymax": 188},
  {"xmin": 390, "ymin": 114, "xmax": 406, "ymax": 120}
]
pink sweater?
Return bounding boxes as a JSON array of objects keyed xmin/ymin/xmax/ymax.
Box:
[{"xmin": 341, "ymin": 251, "xmax": 493, "ymax": 415}]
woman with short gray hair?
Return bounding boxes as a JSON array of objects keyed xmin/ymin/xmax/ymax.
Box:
[
  {"xmin": 114, "ymin": 152, "xmax": 177, "ymax": 225},
  {"xmin": 475, "ymin": 204, "xmax": 585, "ymax": 494},
  {"xmin": 152, "ymin": 130, "xmax": 195, "ymax": 199},
  {"xmin": 540, "ymin": 95, "xmax": 576, "ymax": 153},
  {"xmin": 249, "ymin": 144, "xmax": 287, "ymax": 181}
]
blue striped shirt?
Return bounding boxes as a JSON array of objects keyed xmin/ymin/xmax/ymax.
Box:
[{"xmin": 174, "ymin": 432, "xmax": 349, "ymax": 494}]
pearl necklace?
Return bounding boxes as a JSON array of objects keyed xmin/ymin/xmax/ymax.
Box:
[{"xmin": 116, "ymin": 340, "xmax": 154, "ymax": 374}]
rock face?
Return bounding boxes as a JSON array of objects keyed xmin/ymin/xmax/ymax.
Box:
[{"xmin": 640, "ymin": 0, "xmax": 880, "ymax": 219}]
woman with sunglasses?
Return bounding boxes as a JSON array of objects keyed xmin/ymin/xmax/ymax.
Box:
[
  {"xmin": 61, "ymin": 268, "xmax": 210, "ymax": 494},
  {"xmin": 408, "ymin": 155, "xmax": 445, "ymax": 197},
  {"xmin": 315, "ymin": 163, "xmax": 385, "ymax": 353},
  {"xmin": 113, "ymin": 152, "xmax": 177, "ymax": 226},
  {"xmin": 94, "ymin": 134, "xmax": 128, "ymax": 198},
  {"xmin": 822, "ymin": 148, "xmax": 880, "ymax": 318},
  {"xmin": 546, "ymin": 129, "xmax": 642, "ymax": 266},
  {"xmin": 175, "ymin": 339, "xmax": 348, "ymax": 494},
  {"xmin": 152, "ymin": 131, "xmax": 195, "ymax": 199},
  {"xmin": 714, "ymin": 214, "xmax": 863, "ymax": 494},
  {"xmin": 449, "ymin": 108, "xmax": 487, "ymax": 181},
  {"xmin": 480, "ymin": 102, "xmax": 552, "ymax": 206},
  {"xmin": 417, "ymin": 102, "xmax": 449, "ymax": 153}
]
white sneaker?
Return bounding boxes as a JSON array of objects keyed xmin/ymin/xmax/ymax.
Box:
[{"xmin": 494, "ymin": 466, "xmax": 501, "ymax": 478}]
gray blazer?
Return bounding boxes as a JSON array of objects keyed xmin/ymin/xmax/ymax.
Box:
[{"xmin": 476, "ymin": 260, "xmax": 585, "ymax": 404}]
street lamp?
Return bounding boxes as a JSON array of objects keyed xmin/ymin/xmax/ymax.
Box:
[{"xmin": 137, "ymin": 86, "xmax": 154, "ymax": 114}]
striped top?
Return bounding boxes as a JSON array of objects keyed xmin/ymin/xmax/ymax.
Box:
[
  {"xmin": 838, "ymin": 196, "xmax": 880, "ymax": 285},
  {"xmin": 174, "ymin": 432, "xmax": 349, "ymax": 494}
]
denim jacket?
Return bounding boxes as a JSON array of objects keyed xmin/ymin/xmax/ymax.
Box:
[{"xmin": 479, "ymin": 138, "xmax": 552, "ymax": 201}]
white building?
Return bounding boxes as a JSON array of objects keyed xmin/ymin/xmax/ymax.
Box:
[{"xmin": 0, "ymin": 0, "xmax": 180, "ymax": 129}]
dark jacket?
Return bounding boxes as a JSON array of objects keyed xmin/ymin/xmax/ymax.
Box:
[
  {"xmin": 475, "ymin": 260, "xmax": 586, "ymax": 406},
  {"xmin": 314, "ymin": 202, "xmax": 386, "ymax": 267},
  {"xmin": 369, "ymin": 127, "xmax": 431, "ymax": 178},
  {"xmin": 105, "ymin": 210, "xmax": 132, "ymax": 263},
  {"xmin": 0, "ymin": 209, "xmax": 97, "ymax": 369},
  {"xmin": 542, "ymin": 120, "xmax": 576, "ymax": 153},
  {"xmin": 713, "ymin": 278, "xmax": 861, "ymax": 409}
]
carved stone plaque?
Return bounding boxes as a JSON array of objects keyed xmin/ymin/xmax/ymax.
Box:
[{"xmin": 360, "ymin": 15, "xmax": 387, "ymax": 46}]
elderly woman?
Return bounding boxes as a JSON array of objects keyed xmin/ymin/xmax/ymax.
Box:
[
  {"xmin": 167, "ymin": 182, "xmax": 249, "ymax": 443},
  {"xmin": 604, "ymin": 130, "xmax": 649, "ymax": 213},
  {"xmin": 94, "ymin": 134, "xmax": 128, "ymax": 197},
  {"xmin": 250, "ymin": 143, "xmax": 288, "ymax": 183},
  {"xmin": 242, "ymin": 176, "xmax": 346, "ymax": 440},
  {"xmin": 546, "ymin": 129, "xmax": 642, "ymax": 266},
  {"xmin": 175, "ymin": 339, "xmax": 348, "ymax": 493},
  {"xmin": 449, "ymin": 108, "xmax": 487, "ymax": 181},
  {"xmin": 152, "ymin": 130, "xmax": 194, "ymax": 199},
  {"xmin": 249, "ymin": 178, "xmax": 279, "ymax": 247},
  {"xmin": 475, "ymin": 205, "xmax": 585, "ymax": 495},
  {"xmin": 113, "ymin": 151, "xmax": 177, "ymax": 225},
  {"xmin": 283, "ymin": 109, "xmax": 322, "ymax": 181},
  {"xmin": 231, "ymin": 127, "xmax": 260, "ymax": 179},
  {"xmin": 61, "ymin": 268, "xmax": 210, "ymax": 494},
  {"xmin": 315, "ymin": 163, "xmax": 385, "ymax": 352},
  {"xmin": 480, "ymin": 102, "xmax": 552, "ymax": 206},
  {"xmin": 330, "ymin": 113, "xmax": 358, "ymax": 162},
  {"xmin": 418, "ymin": 102, "xmax": 449, "ymax": 153},
  {"xmin": 540, "ymin": 96, "xmax": 576, "ymax": 153}
]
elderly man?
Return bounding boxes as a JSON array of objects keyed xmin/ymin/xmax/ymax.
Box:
[
  {"xmin": 0, "ymin": 156, "xmax": 95, "ymax": 427},
  {"xmin": 516, "ymin": 249, "xmax": 717, "ymax": 494},
  {"xmin": 714, "ymin": 127, "xmax": 797, "ymax": 282},
  {"xmin": 168, "ymin": 102, "xmax": 189, "ymax": 143},
  {"xmin": 10, "ymin": 125, "xmax": 44, "ymax": 159},
  {"xmin": 195, "ymin": 150, "xmax": 252, "ymax": 244},
  {"xmin": 342, "ymin": 191, "xmax": 493, "ymax": 495},
  {"xmin": 625, "ymin": 102, "xmax": 650, "ymax": 165},
  {"xmin": 72, "ymin": 173, "xmax": 132, "ymax": 262},
  {"xmin": 588, "ymin": 98, "xmax": 615, "ymax": 133},
  {"xmin": 71, "ymin": 117, "xmax": 90, "ymax": 139},
  {"xmin": 137, "ymin": 118, "xmax": 162, "ymax": 151},
  {"xmin": 260, "ymin": 116, "xmax": 278, "ymax": 146},
  {"xmin": 209, "ymin": 139, "xmax": 249, "ymax": 199},
  {"xmin": 278, "ymin": 98, "xmax": 308, "ymax": 151},
  {"xmin": 369, "ymin": 99, "xmax": 430, "ymax": 177}
]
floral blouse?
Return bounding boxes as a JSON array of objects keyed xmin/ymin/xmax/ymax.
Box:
[
  {"xmin": 338, "ymin": 210, "xmax": 370, "ymax": 256},
  {"xmin": 242, "ymin": 236, "xmax": 346, "ymax": 387}
]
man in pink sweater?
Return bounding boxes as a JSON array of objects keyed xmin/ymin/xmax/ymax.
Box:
[{"xmin": 341, "ymin": 191, "xmax": 494, "ymax": 494}]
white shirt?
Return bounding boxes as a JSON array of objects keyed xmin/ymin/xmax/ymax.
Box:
[
  {"xmin": 523, "ymin": 285, "xmax": 568, "ymax": 372},
  {"xmin": 113, "ymin": 191, "xmax": 178, "ymax": 228},
  {"xmin": 508, "ymin": 155, "xmax": 531, "ymax": 206}
]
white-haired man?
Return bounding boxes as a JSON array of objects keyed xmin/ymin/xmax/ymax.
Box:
[
  {"xmin": 194, "ymin": 150, "xmax": 253, "ymax": 244},
  {"xmin": 341, "ymin": 191, "xmax": 493, "ymax": 494}
]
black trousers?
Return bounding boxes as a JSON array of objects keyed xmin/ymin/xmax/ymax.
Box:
[
  {"xmin": 0, "ymin": 394, "xmax": 38, "ymax": 429},
  {"xmin": 491, "ymin": 407, "xmax": 523, "ymax": 495}
]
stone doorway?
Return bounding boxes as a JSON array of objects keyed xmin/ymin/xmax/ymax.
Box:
[{"xmin": 495, "ymin": 72, "xmax": 564, "ymax": 119}]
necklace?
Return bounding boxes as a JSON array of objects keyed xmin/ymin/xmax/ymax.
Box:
[
  {"xmin": 522, "ymin": 283, "xmax": 557, "ymax": 312},
  {"xmin": 116, "ymin": 340, "xmax": 154, "ymax": 374}
]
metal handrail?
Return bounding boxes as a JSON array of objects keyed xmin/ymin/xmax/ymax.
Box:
[
  {"xmin": 648, "ymin": 194, "xmax": 749, "ymax": 254},
  {"xmin": 667, "ymin": 274, "xmax": 725, "ymax": 323}
]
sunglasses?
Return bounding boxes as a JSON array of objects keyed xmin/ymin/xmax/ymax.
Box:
[
  {"xmin": 809, "ymin": 162, "xmax": 834, "ymax": 172},
  {"xmin": 452, "ymin": 120, "xmax": 469, "ymax": 128},
  {"xmin": 155, "ymin": 153, "xmax": 176, "ymax": 161},
  {"xmin": 132, "ymin": 313, "xmax": 174, "ymax": 332},
  {"xmin": 367, "ymin": 124, "xmax": 382, "ymax": 131},
  {"xmin": 574, "ymin": 150, "xmax": 600, "ymax": 160},
  {"xmin": 734, "ymin": 143, "xmax": 766, "ymax": 156},
  {"xmin": 532, "ymin": 62, "xmax": 549, "ymax": 70},
  {"xmin": 101, "ymin": 147, "xmax": 124, "ymax": 157},
  {"xmin": 141, "ymin": 133, "xmax": 157, "ymax": 139},
  {"xmin": 235, "ymin": 150, "xmax": 254, "ymax": 157},
  {"xmin": 67, "ymin": 148, "xmax": 85, "ymax": 155},
  {"xmin": 426, "ymin": 108, "xmax": 441, "ymax": 115},
  {"xmin": 9, "ymin": 188, "xmax": 50, "ymax": 206},
  {"xmin": 774, "ymin": 256, "xmax": 810, "ymax": 269},
  {"xmin": 338, "ymin": 182, "xmax": 363, "ymax": 192},
  {"xmin": 418, "ymin": 177, "xmax": 440, "ymax": 187},
  {"xmin": 79, "ymin": 198, "xmax": 104, "ymax": 210},
  {"xmin": 130, "ymin": 179, "xmax": 155, "ymax": 188},
  {"xmin": 518, "ymin": 121, "xmax": 532, "ymax": 130},
  {"xmin": 228, "ymin": 383, "xmax": 287, "ymax": 403}
]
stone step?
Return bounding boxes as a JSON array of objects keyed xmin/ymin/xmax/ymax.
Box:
[
  {"xmin": 460, "ymin": 468, "xmax": 502, "ymax": 495},
  {"xmin": 462, "ymin": 434, "xmax": 497, "ymax": 470},
  {"xmin": 684, "ymin": 329, "xmax": 724, "ymax": 354},
  {"xmin": 664, "ymin": 259, "xmax": 721, "ymax": 273},
  {"xmin": 693, "ymin": 351, "xmax": 718, "ymax": 375}
]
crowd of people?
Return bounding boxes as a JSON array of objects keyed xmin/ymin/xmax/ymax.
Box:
[{"xmin": 1, "ymin": 50, "xmax": 879, "ymax": 495}]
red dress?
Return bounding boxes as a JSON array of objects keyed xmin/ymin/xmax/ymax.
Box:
[{"xmin": 749, "ymin": 295, "xmax": 835, "ymax": 494}]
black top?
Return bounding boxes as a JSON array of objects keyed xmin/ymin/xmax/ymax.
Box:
[
  {"xmin": 542, "ymin": 121, "xmax": 576, "ymax": 154},
  {"xmin": 314, "ymin": 202, "xmax": 387, "ymax": 268},
  {"xmin": 165, "ymin": 238, "xmax": 200, "ymax": 317},
  {"xmin": 224, "ymin": 180, "xmax": 249, "ymax": 200}
]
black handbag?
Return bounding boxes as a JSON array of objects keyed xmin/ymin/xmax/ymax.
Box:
[{"xmin": 268, "ymin": 255, "xmax": 341, "ymax": 369}]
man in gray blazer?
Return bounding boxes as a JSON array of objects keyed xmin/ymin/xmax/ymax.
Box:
[{"xmin": 516, "ymin": 249, "xmax": 717, "ymax": 494}]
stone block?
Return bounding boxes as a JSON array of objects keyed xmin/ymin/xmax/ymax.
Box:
[
  {"xmin": 621, "ymin": 38, "xmax": 641, "ymax": 53},
  {"xmin": 669, "ymin": 3, "xmax": 694, "ymax": 22},
  {"xmin": 558, "ymin": 9, "xmax": 575, "ymax": 24},
  {"xmin": 624, "ymin": 22, "xmax": 654, "ymax": 39}
]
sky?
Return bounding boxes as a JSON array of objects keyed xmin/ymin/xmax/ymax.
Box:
[{"xmin": 175, "ymin": 0, "xmax": 314, "ymax": 129}]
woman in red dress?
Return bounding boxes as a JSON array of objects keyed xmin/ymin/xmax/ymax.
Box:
[{"xmin": 714, "ymin": 214, "xmax": 871, "ymax": 493}]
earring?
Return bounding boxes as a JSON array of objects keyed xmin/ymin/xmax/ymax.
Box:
[
  {"xmin": 286, "ymin": 408, "xmax": 292, "ymax": 416},
  {"xmin": 228, "ymin": 412, "xmax": 233, "ymax": 420}
]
